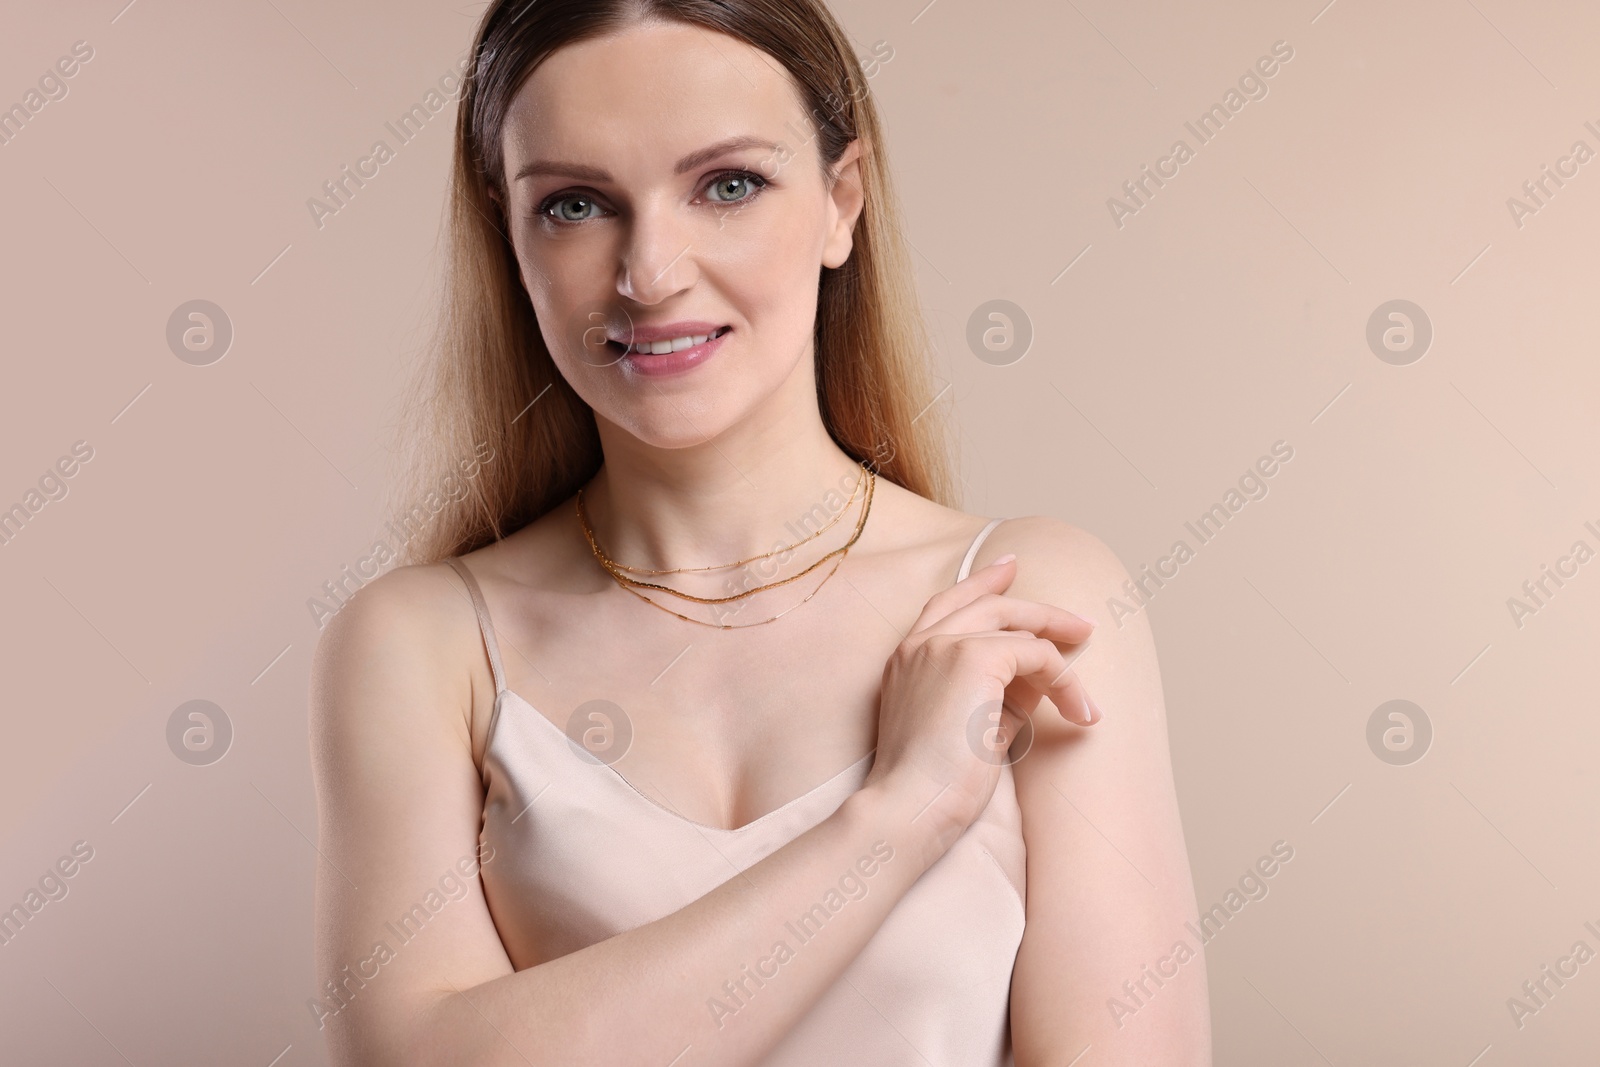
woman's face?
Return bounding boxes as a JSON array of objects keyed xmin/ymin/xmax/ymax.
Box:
[{"xmin": 498, "ymin": 20, "xmax": 864, "ymax": 450}]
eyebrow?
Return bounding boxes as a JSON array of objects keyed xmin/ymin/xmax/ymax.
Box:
[{"xmin": 512, "ymin": 135, "xmax": 782, "ymax": 183}]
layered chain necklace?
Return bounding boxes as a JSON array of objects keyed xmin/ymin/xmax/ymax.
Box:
[{"xmin": 576, "ymin": 461, "xmax": 877, "ymax": 629}]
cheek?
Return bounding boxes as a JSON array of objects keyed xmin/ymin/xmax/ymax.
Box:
[
  {"xmin": 515, "ymin": 244, "xmax": 618, "ymax": 367},
  {"xmin": 703, "ymin": 207, "xmax": 827, "ymax": 350}
]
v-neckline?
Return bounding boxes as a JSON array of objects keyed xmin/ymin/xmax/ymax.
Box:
[{"xmin": 495, "ymin": 689, "xmax": 876, "ymax": 835}]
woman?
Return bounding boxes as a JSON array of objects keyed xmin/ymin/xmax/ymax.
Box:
[{"xmin": 309, "ymin": 1, "xmax": 1211, "ymax": 1064}]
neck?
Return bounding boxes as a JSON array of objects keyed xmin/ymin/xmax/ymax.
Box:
[{"xmin": 580, "ymin": 404, "xmax": 866, "ymax": 576}]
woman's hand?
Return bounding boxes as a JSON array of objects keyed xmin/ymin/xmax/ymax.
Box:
[{"xmin": 863, "ymin": 554, "xmax": 1098, "ymax": 852}]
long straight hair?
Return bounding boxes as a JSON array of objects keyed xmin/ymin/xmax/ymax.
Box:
[{"xmin": 394, "ymin": 0, "xmax": 957, "ymax": 565}]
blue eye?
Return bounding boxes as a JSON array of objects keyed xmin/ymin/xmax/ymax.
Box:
[
  {"xmin": 532, "ymin": 169, "xmax": 769, "ymax": 225},
  {"xmin": 706, "ymin": 171, "xmax": 767, "ymax": 204},
  {"xmin": 543, "ymin": 194, "xmax": 603, "ymax": 223}
]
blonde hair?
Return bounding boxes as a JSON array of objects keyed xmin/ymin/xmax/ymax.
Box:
[{"xmin": 394, "ymin": 0, "xmax": 957, "ymax": 565}]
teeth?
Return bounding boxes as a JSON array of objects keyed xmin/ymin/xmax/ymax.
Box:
[{"xmin": 625, "ymin": 327, "xmax": 724, "ymax": 355}]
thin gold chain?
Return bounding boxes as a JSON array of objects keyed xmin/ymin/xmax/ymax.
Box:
[
  {"xmin": 601, "ymin": 462, "xmax": 867, "ymax": 576},
  {"xmin": 612, "ymin": 551, "xmax": 850, "ymax": 630},
  {"xmin": 577, "ymin": 466, "xmax": 875, "ymax": 627},
  {"xmin": 578, "ymin": 468, "xmax": 874, "ymax": 604}
]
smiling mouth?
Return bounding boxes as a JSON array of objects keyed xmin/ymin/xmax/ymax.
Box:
[{"xmin": 606, "ymin": 324, "xmax": 732, "ymax": 356}]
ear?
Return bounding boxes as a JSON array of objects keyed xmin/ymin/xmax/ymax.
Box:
[
  {"xmin": 485, "ymin": 182, "xmax": 510, "ymax": 233},
  {"xmin": 821, "ymin": 137, "xmax": 869, "ymax": 270}
]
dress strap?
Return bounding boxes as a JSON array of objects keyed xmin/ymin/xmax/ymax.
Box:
[
  {"xmin": 956, "ymin": 518, "xmax": 1006, "ymax": 582},
  {"xmin": 444, "ymin": 557, "xmax": 506, "ymax": 696}
]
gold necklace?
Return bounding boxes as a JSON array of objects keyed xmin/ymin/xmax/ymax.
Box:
[
  {"xmin": 603, "ymin": 462, "xmax": 867, "ymax": 576},
  {"xmin": 579, "ymin": 463, "xmax": 876, "ymax": 588},
  {"xmin": 591, "ymin": 472, "xmax": 872, "ymax": 604},
  {"xmin": 577, "ymin": 467, "xmax": 876, "ymax": 629},
  {"xmin": 578, "ymin": 468, "xmax": 874, "ymax": 605},
  {"xmin": 612, "ymin": 551, "xmax": 852, "ymax": 629}
]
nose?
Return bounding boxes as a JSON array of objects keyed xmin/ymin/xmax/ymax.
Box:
[{"xmin": 615, "ymin": 201, "xmax": 697, "ymax": 305}]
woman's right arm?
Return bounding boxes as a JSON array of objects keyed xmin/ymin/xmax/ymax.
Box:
[
  {"xmin": 308, "ymin": 559, "xmax": 1092, "ymax": 1067},
  {"xmin": 308, "ymin": 563, "xmax": 929, "ymax": 1067}
]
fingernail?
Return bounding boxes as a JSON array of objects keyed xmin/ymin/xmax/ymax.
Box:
[
  {"xmin": 1085, "ymin": 695, "xmax": 1102, "ymax": 724},
  {"xmin": 991, "ymin": 553, "xmax": 1017, "ymax": 566}
]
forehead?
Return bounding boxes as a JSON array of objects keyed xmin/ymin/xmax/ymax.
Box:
[{"xmin": 502, "ymin": 21, "xmax": 808, "ymax": 173}]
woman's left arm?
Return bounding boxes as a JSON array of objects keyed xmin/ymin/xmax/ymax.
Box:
[{"xmin": 994, "ymin": 517, "xmax": 1212, "ymax": 1066}]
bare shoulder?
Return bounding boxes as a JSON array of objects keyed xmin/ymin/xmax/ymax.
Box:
[
  {"xmin": 979, "ymin": 511, "xmax": 1120, "ymax": 572},
  {"xmin": 981, "ymin": 514, "xmax": 1174, "ymax": 778},
  {"xmin": 311, "ymin": 560, "xmax": 476, "ymax": 683},
  {"xmin": 860, "ymin": 478, "xmax": 1010, "ymax": 565},
  {"xmin": 456, "ymin": 493, "xmax": 591, "ymax": 594},
  {"xmin": 308, "ymin": 560, "xmax": 485, "ymax": 751},
  {"xmin": 973, "ymin": 516, "xmax": 1168, "ymax": 731},
  {"xmin": 981, "ymin": 515, "xmax": 1129, "ymax": 596}
]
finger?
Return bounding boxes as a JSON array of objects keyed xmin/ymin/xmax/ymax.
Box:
[
  {"xmin": 1011, "ymin": 637, "xmax": 1096, "ymax": 726},
  {"xmin": 907, "ymin": 554, "xmax": 1020, "ymax": 637},
  {"xmin": 1045, "ymin": 669, "xmax": 1097, "ymax": 726},
  {"xmin": 987, "ymin": 634, "xmax": 1095, "ymax": 727},
  {"xmin": 1050, "ymin": 633, "xmax": 1098, "ymax": 723},
  {"xmin": 998, "ymin": 648, "xmax": 1098, "ymax": 727},
  {"xmin": 920, "ymin": 591, "xmax": 1095, "ymax": 648}
]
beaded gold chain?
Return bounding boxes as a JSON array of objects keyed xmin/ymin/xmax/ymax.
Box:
[
  {"xmin": 576, "ymin": 465, "xmax": 876, "ymax": 629},
  {"xmin": 601, "ymin": 462, "xmax": 867, "ymax": 576}
]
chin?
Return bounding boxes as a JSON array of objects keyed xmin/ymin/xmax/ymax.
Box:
[
  {"xmin": 598, "ymin": 391, "xmax": 755, "ymax": 450},
  {"xmin": 569, "ymin": 336, "xmax": 809, "ymax": 450}
]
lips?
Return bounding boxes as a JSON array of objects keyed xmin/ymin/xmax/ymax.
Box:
[
  {"xmin": 605, "ymin": 323, "xmax": 732, "ymax": 356},
  {"xmin": 612, "ymin": 325, "xmax": 732, "ymax": 378}
]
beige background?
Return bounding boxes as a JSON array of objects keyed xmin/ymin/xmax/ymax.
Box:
[{"xmin": 2, "ymin": 0, "xmax": 1597, "ymax": 1063}]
